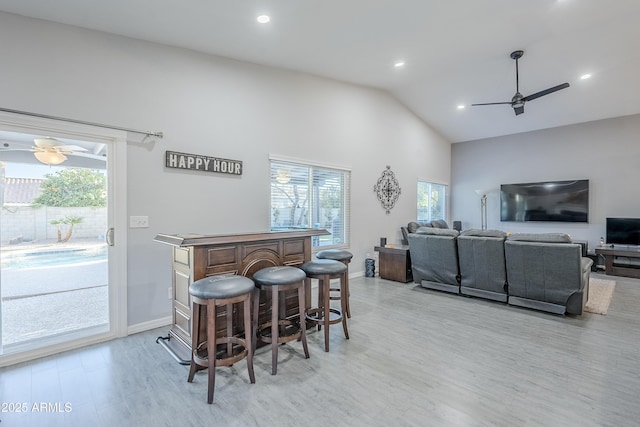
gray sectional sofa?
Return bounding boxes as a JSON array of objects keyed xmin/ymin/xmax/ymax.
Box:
[{"xmin": 407, "ymin": 229, "xmax": 593, "ymax": 315}]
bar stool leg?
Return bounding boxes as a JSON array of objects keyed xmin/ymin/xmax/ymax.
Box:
[
  {"xmin": 323, "ymin": 275, "xmax": 331, "ymax": 352},
  {"xmin": 243, "ymin": 297, "xmax": 256, "ymax": 384},
  {"xmin": 225, "ymin": 302, "xmax": 233, "ymax": 357},
  {"xmin": 317, "ymin": 279, "xmax": 324, "ymax": 331},
  {"xmin": 343, "ymin": 262, "xmax": 351, "ymax": 318},
  {"xmin": 298, "ymin": 283, "xmax": 309, "ymax": 358},
  {"xmin": 187, "ymin": 301, "xmax": 201, "ymax": 383},
  {"xmin": 270, "ymin": 285, "xmax": 279, "ymax": 375},
  {"xmin": 207, "ymin": 301, "xmax": 218, "ymax": 404},
  {"xmin": 252, "ymin": 287, "xmax": 260, "ymax": 353},
  {"xmin": 341, "ymin": 272, "xmax": 350, "ymax": 340}
]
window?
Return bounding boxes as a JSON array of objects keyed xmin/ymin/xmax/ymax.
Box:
[
  {"xmin": 270, "ymin": 158, "xmax": 350, "ymax": 248},
  {"xmin": 417, "ymin": 181, "xmax": 447, "ymax": 222}
]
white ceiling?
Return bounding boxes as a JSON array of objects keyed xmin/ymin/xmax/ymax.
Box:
[{"xmin": 1, "ymin": 0, "xmax": 639, "ymax": 142}]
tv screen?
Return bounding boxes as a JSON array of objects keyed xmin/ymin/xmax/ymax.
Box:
[
  {"xmin": 500, "ymin": 179, "xmax": 589, "ymax": 222},
  {"xmin": 606, "ymin": 218, "xmax": 640, "ymax": 246}
]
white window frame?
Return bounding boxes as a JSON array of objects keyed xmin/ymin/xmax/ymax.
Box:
[{"xmin": 417, "ymin": 180, "xmax": 448, "ymax": 223}]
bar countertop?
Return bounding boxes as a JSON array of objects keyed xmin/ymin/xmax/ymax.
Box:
[{"xmin": 154, "ymin": 228, "xmax": 329, "ymax": 247}]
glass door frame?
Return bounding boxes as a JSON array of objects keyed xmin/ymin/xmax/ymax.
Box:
[{"xmin": 0, "ymin": 111, "xmax": 128, "ymax": 366}]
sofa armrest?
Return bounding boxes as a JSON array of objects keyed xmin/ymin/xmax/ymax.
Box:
[
  {"xmin": 581, "ymin": 257, "xmax": 593, "ymax": 274},
  {"xmin": 401, "ymin": 227, "xmax": 409, "ymax": 245}
]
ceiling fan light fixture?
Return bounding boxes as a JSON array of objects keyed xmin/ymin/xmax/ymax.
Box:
[
  {"xmin": 275, "ymin": 169, "xmax": 291, "ymax": 184},
  {"xmin": 34, "ymin": 150, "xmax": 67, "ymax": 165}
]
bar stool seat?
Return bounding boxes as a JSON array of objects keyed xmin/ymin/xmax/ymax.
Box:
[
  {"xmin": 187, "ymin": 275, "xmax": 256, "ymax": 404},
  {"xmin": 301, "ymin": 259, "xmax": 349, "ymax": 352},
  {"xmin": 316, "ymin": 249, "xmax": 353, "ymax": 318},
  {"xmin": 252, "ymin": 266, "xmax": 309, "ymax": 375}
]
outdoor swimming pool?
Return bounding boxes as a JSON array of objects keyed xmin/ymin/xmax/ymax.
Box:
[{"xmin": 0, "ymin": 245, "xmax": 108, "ymax": 270}]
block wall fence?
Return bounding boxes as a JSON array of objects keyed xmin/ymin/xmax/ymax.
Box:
[{"xmin": 1, "ymin": 206, "xmax": 107, "ymax": 244}]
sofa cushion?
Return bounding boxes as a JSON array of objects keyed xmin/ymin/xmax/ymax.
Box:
[
  {"xmin": 506, "ymin": 233, "xmax": 572, "ymax": 243},
  {"xmin": 415, "ymin": 227, "xmax": 459, "ymax": 237},
  {"xmin": 407, "ymin": 221, "xmax": 432, "ymax": 233},
  {"xmin": 459, "ymin": 229, "xmax": 506, "ymax": 238},
  {"xmin": 431, "ymin": 219, "xmax": 449, "ymax": 229}
]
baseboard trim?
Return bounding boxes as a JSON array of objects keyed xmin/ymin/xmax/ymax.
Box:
[{"xmin": 127, "ymin": 316, "xmax": 172, "ymax": 335}]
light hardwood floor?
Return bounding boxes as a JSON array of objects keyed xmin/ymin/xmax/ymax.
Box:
[{"xmin": 1, "ymin": 272, "xmax": 639, "ymax": 426}]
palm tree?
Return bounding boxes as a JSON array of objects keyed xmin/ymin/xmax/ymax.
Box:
[
  {"xmin": 50, "ymin": 219, "xmax": 63, "ymax": 242},
  {"xmin": 61, "ymin": 216, "xmax": 83, "ymax": 242}
]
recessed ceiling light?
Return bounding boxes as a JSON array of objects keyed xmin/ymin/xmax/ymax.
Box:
[
  {"xmin": 394, "ymin": 61, "xmax": 405, "ymax": 68},
  {"xmin": 257, "ymin": 15, "xmax": 270, "ymax": 24},
  {"xmin": 457, "ymin": 105, "xmax": 466, "ymax": 110},
  {"xmin": 580, "ymin": 73, "xmax": 592, "ymax": 80}
]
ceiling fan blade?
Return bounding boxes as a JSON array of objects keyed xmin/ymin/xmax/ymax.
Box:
[
  {"xmin": 57, "ymin": 144, "xmax": 89, "ymax": 152},
  {"xmin": 34, "ymin": 137, "xmax": 64, "ymax": 148},
  {"xmin": 471, "ymin": 102, "xmax": 512, "ymax": 106},
  {"xmin": 67, "ymin": 151, "xmax": 107, "ymax": 161},
  {"xmin": 514, "ymin": 106, "xmax": 525, "ymax": 115},
  {"xmin": 522, "ymin": 83, "xmax": 570, "ymax": 102},
  {"xmin": 0, "ymin": 148, "xmax": 33, "ymax": 153}
]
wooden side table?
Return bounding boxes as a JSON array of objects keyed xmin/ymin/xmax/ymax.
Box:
[{"xmin": 374, "ymin": 245, "xmax": 413, "ymax": 283}]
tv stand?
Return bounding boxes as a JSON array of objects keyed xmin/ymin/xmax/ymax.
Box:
[{"xmin": 595, "ymin": 246, "xmax": 640, "ymax": 279}]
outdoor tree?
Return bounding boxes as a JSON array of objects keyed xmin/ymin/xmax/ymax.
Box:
[
  {"xmin": 50, "ymin": 216, "xmax": 84, "ymax": 242},
  {"xmin": 33, "ymin": 169, "xmax": 106, "ymax": 242},
  {"xmin": 33, "ymin": 169, "xmax": 107, "ymax": 207}
]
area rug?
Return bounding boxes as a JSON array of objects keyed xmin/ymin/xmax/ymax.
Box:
[{"xmin": 585, "ymin": 278, "xmax": 616, "ymax": 315}]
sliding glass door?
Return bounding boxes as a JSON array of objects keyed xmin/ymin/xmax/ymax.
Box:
[{"xmin": 0, "ymin": 116, "xmax": 127, "ymax": 364}]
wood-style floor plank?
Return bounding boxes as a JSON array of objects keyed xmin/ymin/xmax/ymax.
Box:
[{"xmin": 1, "ymin": 272, "xmax": 639, "ymax": 426}]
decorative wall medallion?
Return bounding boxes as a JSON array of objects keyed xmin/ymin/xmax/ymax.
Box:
[{"xmin": 373, "ymin": 165, "xmax": 401, "ymax": 214}]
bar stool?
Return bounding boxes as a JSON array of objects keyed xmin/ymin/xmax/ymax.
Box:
[
  {"xmin": 187, "ymin": 275, "xmax": 256, "ymax": 404},
  {"xmin": 301, "ymin": 259, "xmax": 349, "ymax": 352},
  {"xmin": 316, "ymin": 249, "xmax": 353, "ymax": 318},
  {"xmin": 252, "ymin": 266, "xmax": 309, "ymax": 375}
]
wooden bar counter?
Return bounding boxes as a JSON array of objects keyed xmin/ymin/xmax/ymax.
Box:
[{"xmin": 154, "ymin": 228, "xmax": 328, "ymax": 363}]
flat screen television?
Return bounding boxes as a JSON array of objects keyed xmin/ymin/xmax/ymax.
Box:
[
  {"xmin": 500, "ymin": 179, "xmax": 589, "ymax": 222},
  {"xmin": 606, "ymin": 218, "xmax": 640, "ymax": 246}
]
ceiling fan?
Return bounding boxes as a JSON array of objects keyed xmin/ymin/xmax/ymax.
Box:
[
  {"xmin": 31, "ymin": 137, "xmax": 89, "ymax": 165},
  {"xmin": 0, "ymin": 136, "xmax": 105, "ymax": 166},
  {"xmin": 471, "ymin": 50, "xmax": 570, "ymax": 116}
]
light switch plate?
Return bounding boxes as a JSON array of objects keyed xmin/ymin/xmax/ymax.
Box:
[{"xmin": 130, "ymin": 215, "xmax": 149, "ymax": 228}]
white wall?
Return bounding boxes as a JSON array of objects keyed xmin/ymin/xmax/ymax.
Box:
[
  {"xmin": 0, "ymin": 12, "xmax": 451, "ymax": 326},
  {"xmin": 451, "ymin": 113, "xmax": 640, "ymax": 250}
]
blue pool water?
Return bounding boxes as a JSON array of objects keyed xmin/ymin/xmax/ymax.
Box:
[{"xmin": 1, "ymin": 246, "xmax": 108, "ymax": 270}]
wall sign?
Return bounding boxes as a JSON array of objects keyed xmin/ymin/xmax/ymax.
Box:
[
  {"xmin": 165, "ymin": 151, "xmax": 242, "ymax": 175},
  {"xmin": 373, "ymin": 165, "xmax": 401, "ymax": 214}
]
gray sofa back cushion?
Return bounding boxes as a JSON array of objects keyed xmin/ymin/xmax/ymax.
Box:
[
  {"xmin": 460, "ymin": 229, "xmax": 506, "ymax": 238},
  {"xmin": 415, "ymin": 227, "xmax": 459, "ymax": 237},
  {"xmin": 507, "ymin": 233, "xmax": 572, "ymax": 243},
  {"xmin": 407, "ymin": 221, "xmax": 432, "ymax": 233},
  {"xmin": 408, "ymin": 233, "xmax": 459, "ymax": 285},
  {"xmin": 505, "ymin": 240, "xmax": 582, "ymax": 305},
  {"xmin": 457, "ymin": 232, "xmax": 507, "ymax": 294},
  {"xmin": 431, "ymin": 219, "xmax": 449, "ymax": 229}
]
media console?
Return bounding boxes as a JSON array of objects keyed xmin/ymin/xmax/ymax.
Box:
[{"xmin": 595, "ymin": 246, "xmax": 640, "ymax": 279}]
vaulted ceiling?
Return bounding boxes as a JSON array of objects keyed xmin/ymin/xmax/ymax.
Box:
[{"xmin": 1, "ymin": 0, "xmax": 638, "ymax": 142}]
